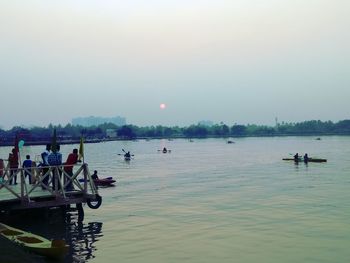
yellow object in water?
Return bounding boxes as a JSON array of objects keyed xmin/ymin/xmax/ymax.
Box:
[{"xmin": 0, "ymin": 223, "xmax": 69, "ymax": 259}]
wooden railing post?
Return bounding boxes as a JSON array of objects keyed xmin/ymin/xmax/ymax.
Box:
[{"xmin": 83, "ymin": 163, "xmax": 88, "ymax": 194}]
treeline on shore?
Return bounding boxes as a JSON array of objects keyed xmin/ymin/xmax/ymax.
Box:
[{"xmin": 1, "ymin": 120, "xmax": 350, "ymax": 146}]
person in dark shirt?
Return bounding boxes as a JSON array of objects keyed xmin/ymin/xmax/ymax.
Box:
[
  {"xmin": 22, "ymin": 155, "xmax": 33, "ymax": 184},
  {"xmin": 40, "ymin": 144, "xmax": 51, "ymax": 189},
  {"xmin": 8, "ymin": 148, "xmax": 19, "ymax": 184},
  {"xmin": 293, "ymin": 153, "xmax": 299, "ymax": 162},
  {"xmin": 124, "ymin": 151, "xmax": 131, "ymax": 160},
  {"xmin": 91, "ymin": 170, "xmax": 99, "ymax": 180}
]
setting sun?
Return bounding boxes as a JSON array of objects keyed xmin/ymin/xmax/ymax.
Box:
[{"xmin": 160, "ymin": 103, "xmax": 166, "ymax": 109}]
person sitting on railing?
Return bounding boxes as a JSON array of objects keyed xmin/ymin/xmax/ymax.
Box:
[
  {"xmin": 22, "ymin": 155, "xmax": 33, "ymax": 184},
  {"xmin": 48, "ymin": 144, "xmax": 62, "ymax": 190},
  {"xmin": 64, "ymin": 148, "xmax": 80, "ymax": 191}
]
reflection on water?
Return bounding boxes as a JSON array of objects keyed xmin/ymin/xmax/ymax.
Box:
[{"xmin": 65, "ymin": 215, "xmax": 103, "ymax": 263}]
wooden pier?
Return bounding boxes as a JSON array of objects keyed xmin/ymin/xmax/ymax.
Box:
[{"xmin": 0, "ymin": 162, "xmax": 101, "ymax": 216}]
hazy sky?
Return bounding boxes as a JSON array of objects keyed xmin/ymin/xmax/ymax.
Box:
[{"xmin": 0, "ymin": 0, "xmax": 349, "ymax": 129}]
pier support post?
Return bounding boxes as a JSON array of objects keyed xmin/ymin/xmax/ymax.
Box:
[{"xmin": 76, "ymin": 203, "xmax": 84, "ymax": 222}]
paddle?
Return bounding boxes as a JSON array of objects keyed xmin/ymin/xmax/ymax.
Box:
[
  {"xmin": 289, "ymin": 153, "xmax": 309, "ymax": 157},
  {"xmin": 289, "ymin": 153, "xmax": 302, "ymax": 157}
]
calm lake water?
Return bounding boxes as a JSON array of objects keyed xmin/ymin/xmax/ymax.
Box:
[{"xmin": 1, "ymin": 136, "xmax": 350, "ymax": 263}]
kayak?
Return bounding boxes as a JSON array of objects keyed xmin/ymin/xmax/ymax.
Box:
[
  {"xmin": 0, "ymin": 223, "xmax": 69, "ymax": 259},
  {"xmin": 94, "ymin": 178, "xmax": 116, "ymax": 186},
  {"xmin": 282, "ymin": 158, "xmax": 327, "ymax": 163},
  {"xmin": 79, "ymin": 177, "xmax": 116, "ymax": 186},
  {"xmin": 124, "ymin": 156, "xmax": 131, "ymax": 161}
]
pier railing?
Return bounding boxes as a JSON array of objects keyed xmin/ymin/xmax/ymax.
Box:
[{"xmin": 0, "ymin": 162, "xmax": 99, "ymax": 208}]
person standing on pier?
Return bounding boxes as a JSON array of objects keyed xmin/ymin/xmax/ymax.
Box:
[
  {"xmin": 64, "ymin": 148, "xmax": 80, "ymax": 191},
  {"xmin": 40, "ymin": 144, "xmax": 51, "ymax": 189},
  {"xmin": 22, "ymin": 155, "xmax": 33, "ymax": 184},
  {"xmin": 48, "ymin": 144, "xmax": 62, "ymax": 190},
  {"xmin": 8, "ymin": 148, "xmax": 19, "ymax": 184}
]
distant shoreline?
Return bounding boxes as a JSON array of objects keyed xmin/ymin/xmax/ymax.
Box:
[
  {"xmin": 1, "ymin": 120, "xmax": 350, "ymax": 147},
  {"xmin": 1, "ymin": 133, "xmax": 349, "ymax": 147},
  {"xmin": 0, "ymin": 138, "xmax": 112, "ymax": 147}
]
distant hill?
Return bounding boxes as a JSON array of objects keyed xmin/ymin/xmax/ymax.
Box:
[{"xmin": 72, "ymin": 116, "xmax": 126, "ymax": 127}]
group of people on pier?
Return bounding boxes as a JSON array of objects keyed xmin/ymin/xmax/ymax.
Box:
[{"xmin": 0, "ymin": 143, "xmax": 81, "ymax": 191}]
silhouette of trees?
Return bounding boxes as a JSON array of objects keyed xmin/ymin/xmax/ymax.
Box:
[
  {"xmin": 230, "ymin": 125, "xmax": 246, "ymax": 136},
  {"xmin": 1, "ymin": 119, "xmax": 350, "ymax": 145},
  {"xmin": 117, "ymin": 125, "xmax": 136, "ymax": 139}
]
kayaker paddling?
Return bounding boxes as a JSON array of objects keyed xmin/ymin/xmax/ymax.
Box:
[
  {"xmin": 294, "ymin": 153, "xmax": 299, "ymax": 162},
  {"xmin": 283, "ymin": 154, "xmax": 326, "ymax": 163},
  {"xmin": 157, "ymin": 147, "xmax": 171, "ymax": 153},
  {"xmin": 117, "ymin": 149, "xmax": 134, "ymax": 160},
  {"xmin": 124, "ymin": 151, "xmax": 131, "ymax": 161}
]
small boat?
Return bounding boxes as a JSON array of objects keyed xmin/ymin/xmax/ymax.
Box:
[
  {"xmin": 227, "ymin": 140, "xmax": 234, "ymax": 144},
  {"xmin": 282, "ymin": 158, "xmax": 327, "ymax": 163},
  {"xmin": 79, "ymin": 177, "xmax": 116, "ymax": 186},
  {"xmin": 94, "ymin": 178, "xmax": 116, "ymax": 186},
  {"xmin": 0, "ymin": 223, "xmax": 69, "ymax": 259},
  {"xmin": 119, "ymin": 150, "xmax": 133, "ymax": 161}
]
